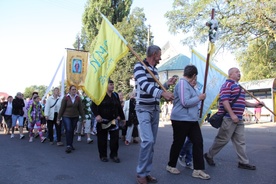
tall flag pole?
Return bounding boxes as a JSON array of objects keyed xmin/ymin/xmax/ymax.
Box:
[{"xmin": 200, "ymin": 8, "xmax": 218, "ymax": 118}]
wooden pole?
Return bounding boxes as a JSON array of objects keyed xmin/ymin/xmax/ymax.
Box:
[
  {"xmin": 240, "ymin": 86, "xmax": 276, "ymax": 116},
  {"xmin": 127, "ymin": 44, "xmax": 167, "ymax": 92},
  {"xmin": 200, "ymin": 9, "xmax": 215, "ymax": 118}
]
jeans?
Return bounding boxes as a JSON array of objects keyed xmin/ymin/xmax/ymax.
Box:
[
  {"xmin": 125, "ymin": 124, "xmax": 139, "ymax": 142},
  {"xmin": 179, "ymin": 137, "xmax": 193, "ymax": 163},
  {"xmin": 12, "ymin": 115, "xmax": 24, "ymax": 127},
  {"xmin": 136, "ymin": 109, "xmax": 159, "ymax": 177},
  {"xmin": 62, "ymin": 116, "xmax": 79, "ymax": 147}
]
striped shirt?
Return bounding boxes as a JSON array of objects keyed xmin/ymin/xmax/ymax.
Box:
[
  {"xmin": 134, "ymin": 59, "xmax": 163, "ymax": 106},
  {"xmin": 218, "ymin": 79, "xmax": 245, "ymax": 120}
]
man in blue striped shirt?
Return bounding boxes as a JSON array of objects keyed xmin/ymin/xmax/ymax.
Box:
[
  {"xmin": 134, "ymin": 45, "xmax": 176, "ymax": 184},
  {"xmin": 204, "ymin": 67, "xmax": 264, "ymax": 170}
]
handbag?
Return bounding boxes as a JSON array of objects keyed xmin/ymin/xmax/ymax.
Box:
[
  {"xmin": 209, "ymin": 87, "xmax": 241, "ymax": 129},
  {"xmin": 101, "ymin": 119, "xmax": 116, "ymax": 129}
]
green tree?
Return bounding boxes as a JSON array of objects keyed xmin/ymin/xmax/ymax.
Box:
[
  {"xmin": 23, "ymin": 85, "xmax": 47, "ymax": 99},
  {"xmin": 165, "ymin": 0, "xmax": 276, "ymax": 80},
  {"xmin": 82, "ymin": 0, "xmax": 132, "ymax": 51},
  {"xmin": 237, "ymin": 38, "xmax": 276, "ymax": 81},
  {"xmin": 165, "ymin": 0, "xmax": 276, "ymax": 49},
  {"xmin": 110, "ymin": 7, "xmax": 150, "ymax": 97},
  {"xmin": 73, "ymin": 27, "xmax": 91, "ymax": 51}
]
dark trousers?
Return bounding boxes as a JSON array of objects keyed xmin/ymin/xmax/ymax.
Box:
[
  {"xmin": 47, "ymin": 112, "xmax": 61, "ymax": 142},
  {"xmin": 97, "ymin": 123, "xmax": 119, "ymax": 159},
  {"xmin": 132, "ymin": 124, "xmax": 139, "ymax": 137},
  {"xmin": 168, "ymin": 120, "xmax": 205, "ymax": 170},
  {"xmin": 62, "ymin": 117, "xmax": 78, "ymax": 147}
]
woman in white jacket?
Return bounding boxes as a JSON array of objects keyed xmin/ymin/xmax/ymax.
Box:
[
  {"xmin": 123, "ymin": 90, "xmax": 139, "ymax": 145},
  {"xmin": 44, "ymin": 87, "xmax": 63, "ymax": 146}
]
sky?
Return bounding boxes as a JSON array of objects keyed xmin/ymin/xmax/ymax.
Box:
[{"xmin": 0, "ymin": 0, "xmax": 236, "ymax": 96}]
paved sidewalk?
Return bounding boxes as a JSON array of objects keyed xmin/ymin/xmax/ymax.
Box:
[{"xmin": 159, "ymin": 119, "xmax": 276, "ymax": 133}]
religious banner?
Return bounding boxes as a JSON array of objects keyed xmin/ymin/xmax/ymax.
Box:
[
  {"xmin": 190, "ymin": 49, "xmax": 227, "ymax": 124},
  {"xmin": 82, "ymin": 12, "xmax": 129, "ymax": 105},
  {"xmin": 66, "ymin": 49, "xmax": 88, "ymax": 88}
]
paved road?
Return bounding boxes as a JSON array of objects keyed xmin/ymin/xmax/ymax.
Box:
[{"xmin": 0, "ymin": 122, "xmax": 275, "ymax": 184}]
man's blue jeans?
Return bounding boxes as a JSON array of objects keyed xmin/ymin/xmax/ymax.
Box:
[
  {"xmin": 136, "ymin": 109, "xmax": 159, "ymax": 177},
  {"xmin": 179, "ymin": 137, "xmax": 193, "ymax": 163},
  {"xmin": 62, "ymin": 117, "xmax": 79, "ymax": 147}
]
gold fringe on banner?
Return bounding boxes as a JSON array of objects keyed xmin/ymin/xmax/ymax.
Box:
[{"xmin": 66, "ymin": 50, "xmax": 88, "ymax": 89}]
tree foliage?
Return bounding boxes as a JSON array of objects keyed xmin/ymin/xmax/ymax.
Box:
[
  {"xmin": 78, "ymin": 1, "xmax": 152, "ymax": 97},
  {"xmin": 73, "ymin": 27, "xmax": 91, "ymax": 51},
  {"xmin": 81, "ymin": 0, "xmax": 132, "ymax": 52},
  {"xmin": 165, "ymin": 0, "xmax": 276, "ymax": 80},
  {"xmin": 23, "ymin": 85, "xmax": 47, "ymax": 99},
  {"xmin": 236, "ymin": 38, "xmax": 276, "ymax": 81}
]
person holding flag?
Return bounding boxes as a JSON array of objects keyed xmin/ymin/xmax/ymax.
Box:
[{"xmin": 134, "ymin": 45, "xmax": 176, "ymax": 184}]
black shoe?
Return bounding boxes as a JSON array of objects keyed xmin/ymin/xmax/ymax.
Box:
[
  {"xmin": 100, "ymin": 157, "xmax": 108, "ymax": 162},
  {"xmin": 238, "ymin": 162, "xmax": 256, "ymax": 170},
  {"xmin": 65, "ymin": 146, "xmax": 72, "ymax": 153},
  {"xmin": 204, "ymin": 153, "xmax": 215, "ymax": 166},
  {"xmin": 70, "ymin": 145, "xmax": 75, "ymax": 150},
  {"xmin": 111, "ymin": 157, "xmax": 120, "ymax": 163},
  {"xmin": 146, "ymin": 175, "xmax": 158, "ymax": 183}
]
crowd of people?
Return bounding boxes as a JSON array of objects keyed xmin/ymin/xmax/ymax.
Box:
[{"xmin": 0, "ymin": 45, "xmax": 265, "ymax": 184}]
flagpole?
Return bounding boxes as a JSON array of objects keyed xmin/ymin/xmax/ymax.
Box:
[
  {"xmin": 240, "ymin": 86, "xmax": 276, "ymax": 116},
  {"xmin": 127, "ymin": 44, "xmax": 167, "ymax": 92},
  {"xmin": 200, "ymin": 9, "xmax": 215, "ymax": 118}
]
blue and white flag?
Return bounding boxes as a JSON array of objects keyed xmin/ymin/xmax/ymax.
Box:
[{"xmin": 190, "ymin": 49, "xmax": 227, "ymax": 124}]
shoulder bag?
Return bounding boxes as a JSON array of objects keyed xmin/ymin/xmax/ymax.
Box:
[{"xmin": 209, "ymin": 87, "xmax": 241, "ymax": 129}]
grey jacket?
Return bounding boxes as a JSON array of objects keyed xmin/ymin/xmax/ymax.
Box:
[{"xmin": 171, "ymin": 78, "xmax": 201, "ymax": 122}]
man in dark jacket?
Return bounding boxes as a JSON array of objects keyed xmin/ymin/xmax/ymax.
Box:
[{"xmin": 11, "ymin": 92, "xmax": 25, "ymax": 139}]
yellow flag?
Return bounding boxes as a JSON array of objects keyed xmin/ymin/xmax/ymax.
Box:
[{"xmin": 82, "ymin": 13, "xmax": 129, "ymax": 105}]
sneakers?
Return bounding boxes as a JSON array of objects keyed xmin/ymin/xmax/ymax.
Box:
[
  {"xmin": 238, "ymin": 162, "xmax": 256, "ymax": 170},
  {"xmin": 186, "ymin": 162, "xmax": 194, "ymax": 169},
  {"xmin": 87, "ymin": 138, "xmax": 93, "ymax": 144},
  {"xmin": 77, "ymin": 136, "xmax": 81, "ymax": 142},
  {"xmin": 192, "ymin": 170, "xmax": 211, "ymax": 180},
  {"xmin": 100, "ymin": 157, "xmax": 108, "ymax": 162},
  {"xmin": 57, "ymin": 142, "xmax": 64, "ymax": 146},
  {"xmin": 111, "ymin": 157, "xmax": 120, "ymax": 163},
  {"xmin": 65, "ymin": 146, "xmax": 72, "ymax": 153},
  {"xmin": 204, "ymin": 153, "xmax": 215, "ymax": 166},
  {"xmin": 125, "ymin": 140, "xmax": 130, "ymax": 145},
  {"xmin": 166, "ymin": 165, "xmax": 180, "ymax": 174},
  {"xmin": 10, "ymin": 134, "xmax": 14, "ymax": 138},
  {"xmin": 41, "ymin": 137, "xmax": 46, "ymax": 143},
  {"xmin": 178, "ymin": 156, "xmax": 193, "ymax": 169},
  {"xmin": 29, "ymin": 137, "xmax": 34, "ymax": 142},
  {"xmin": 20, "ymin": 134, "xmax": 25, "ymax": 139},
  {"xmin": 178, "ymin": 156, "xmax": 186, "ymax": 167}
]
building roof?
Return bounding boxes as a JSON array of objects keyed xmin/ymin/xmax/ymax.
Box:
[
  {"xmin": 240, "ymin": 78, "xmax": 276, "ymax": 90},
  {"xmin": 157, "ymin": 54, "xmax": 190, "ymax": 72}
]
